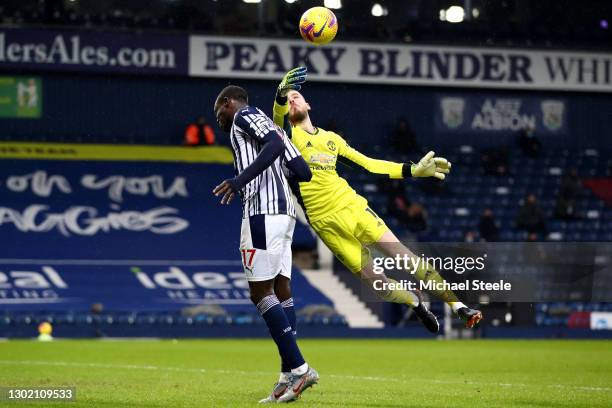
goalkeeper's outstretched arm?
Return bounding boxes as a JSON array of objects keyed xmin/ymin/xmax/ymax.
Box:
[
  {"xmin": 273, "ymin": 97, "xmax": 290, "ymax": 132},
  {"xmin": 339, "ymin": 139, "xmax": 451, "ymax": 180},
  {"xmin": 273, "ymin": 67, "xmax": 307, "ymax": 135},
  {"xmin": 338, "ymin": 141, "xmax": 405, "ymax": 179},
  {"xmin": 271, "ymin": 66, "xmax": 450, "ymax": 180}
]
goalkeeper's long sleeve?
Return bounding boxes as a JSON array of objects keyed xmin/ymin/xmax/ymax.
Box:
[
  {"xmin": 273, "ymin": 96, "xmax": 290, "ymax": 132},
  {"xmin": 273, "ymin": 98, "xmax": 408, "ymax": 179},
  {"xmin": 337, "ymin": 138, "xmax": 406, "ymax": 179}
]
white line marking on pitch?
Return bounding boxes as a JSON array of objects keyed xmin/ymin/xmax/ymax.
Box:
[{"xmin": 0, "ymin": 360, "xmax": 610, "ymax": 393}]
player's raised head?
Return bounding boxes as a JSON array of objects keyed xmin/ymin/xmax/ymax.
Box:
[
  {"xmin": 287, "ymin": 90, "xmax": 311, "ymax": 124},
  {"xmin": 214, "ymin": 85, "xmax": 249, "ymax": 133}
]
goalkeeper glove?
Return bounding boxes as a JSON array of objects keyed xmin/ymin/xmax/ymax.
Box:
[
  {"xmin": 276, "ymin": 67, "xmax": 308, "ymax": 103},
  {"xmin": 409, "ymin": 151, "xmax": 451, "ymax": 180}
]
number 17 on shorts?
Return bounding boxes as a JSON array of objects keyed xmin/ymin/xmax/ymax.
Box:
[
  {"xmin": 241, "ymin": 249, "xmax": 257, "ymax": 276},
  {"xmin": 239, "ymin": 214, "xmax": 295, "ymax": 282}
]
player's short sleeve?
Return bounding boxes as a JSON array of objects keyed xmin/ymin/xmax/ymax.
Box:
[{"xmin": 234, "ymin": 107, "xmax": 280, "ymax": 141}]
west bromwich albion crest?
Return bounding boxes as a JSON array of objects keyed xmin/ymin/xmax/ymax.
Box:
[
  {"xmin": 541, "ymin": 100, "xmax": 564, "ymax": 131},
  {"xmin": 441, "ymin": 97, "xmax": 465, "ymax": 129}
]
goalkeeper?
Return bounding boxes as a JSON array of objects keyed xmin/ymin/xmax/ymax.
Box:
[{"xmin": 273, "ymin": 67, "xmax": 482, "ymax": 332}]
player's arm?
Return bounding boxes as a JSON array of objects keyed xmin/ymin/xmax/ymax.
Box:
[
  {"xmin": 338, "ymin": 137, "xmax": 451, "ymax": 180},
  {"xmin": 273, "ymin": 96, "xmax": 290, "ymax": 132},
  {"xmin": 283, "ymin": 138, "xmax": 312, "ymax": 182},
  {"xmin": 409, "ymin": 151, "xmax": 452, "ymax": 180},
  {"xmin": 338, "ymin": 139, "xmax": 405, "ymax": 179},
  {"xmin": 213, "ymin": 112, "xmax": 284, "ymax": 204},
  {"xmin": 272, "ymin": 67, "xmax": 307, "ymax": 135}
]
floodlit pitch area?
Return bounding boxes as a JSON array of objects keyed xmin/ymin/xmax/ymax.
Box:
[{"xmin": 1, "ymin": 339, "xmax": 611, "ymax": 407}]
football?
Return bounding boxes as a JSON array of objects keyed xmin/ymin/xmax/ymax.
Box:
[
  {"xmin": 38, "ymin": 321, "xmax": 52, "ymax": 335},
  {"xmin": 299, "ymin": 6, "xmax": 338, "ymax": 45}
]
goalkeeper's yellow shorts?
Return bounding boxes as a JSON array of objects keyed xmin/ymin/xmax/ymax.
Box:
[{"xmin": 310, "ymin": 196, "xmax": 389, "ymax": 274}]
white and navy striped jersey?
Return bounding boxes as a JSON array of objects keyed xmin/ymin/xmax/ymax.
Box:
[{"xmin": 230, "ymin": 106, "xmax": 301, "ymax": 218}]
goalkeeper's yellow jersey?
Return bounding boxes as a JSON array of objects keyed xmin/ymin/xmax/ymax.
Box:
[{"xmin": 273, "ymin": 101, "xmax": 405, "ymax": 222}]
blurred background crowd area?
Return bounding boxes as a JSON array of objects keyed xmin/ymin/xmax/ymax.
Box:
[
  {"xmin": 2, "ymin": 71, "xmax": 610, "ymax": 245},
  {"xmin": 2, "ymin": 0, "xmax": 612, "ymax": 51}
]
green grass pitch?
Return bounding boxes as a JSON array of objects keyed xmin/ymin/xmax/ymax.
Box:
[{"xmin": 0, "ymin": 339, "xmax": 611, "ymax": 407}]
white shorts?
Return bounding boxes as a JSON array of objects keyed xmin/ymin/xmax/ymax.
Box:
[{"xmin": 239, "ymin": 214, "xmax": 295, "ymax": 282}]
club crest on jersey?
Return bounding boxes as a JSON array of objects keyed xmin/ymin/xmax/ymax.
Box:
[{"xmin": 327, "ymin": 140, "xmax": 337, "ymax": 151}]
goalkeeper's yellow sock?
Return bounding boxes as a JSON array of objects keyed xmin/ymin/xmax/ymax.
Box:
[
  {"xmin": 408, "ymin": 261, "xmax": 466, "ymax": 313},
  {"xmin": 376, "ymin": 278, "xmax": 419, "ymax": 307}
]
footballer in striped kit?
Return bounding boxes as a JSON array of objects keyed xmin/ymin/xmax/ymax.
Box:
[{"xmin": 213, "ymin": 85, "xmax": 319, "ymax": 403}]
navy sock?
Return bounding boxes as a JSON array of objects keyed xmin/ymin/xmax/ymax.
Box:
[
  {"xmin": 257, "ymin": 295, "xmax": 305, "ymax": 370},
  {"xmin": 280, "ymin": 298, "xmax": 297, "ymax": 373}
]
